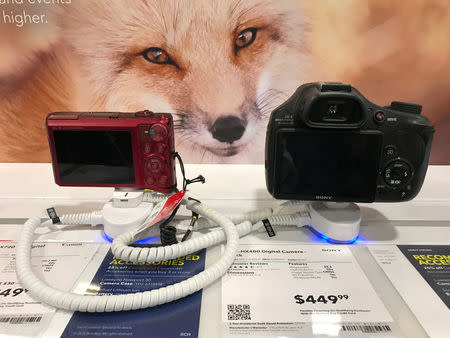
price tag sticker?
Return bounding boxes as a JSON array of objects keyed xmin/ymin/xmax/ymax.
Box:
[
  {"xmin": 222, "ymin": 244, "xmax": 399, "ymax": 337},
  {"xmin": 0, "ymin": 241, "xmax": 99, "ymax": 336}
]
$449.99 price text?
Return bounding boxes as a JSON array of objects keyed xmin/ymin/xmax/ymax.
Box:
[
  {"xmin": 0, "ymin": 288, "xmax": 28, "ymax": 297},
  {"xmin": 294, "ymin": 294, "xmax": 349, "ymax": 305}
]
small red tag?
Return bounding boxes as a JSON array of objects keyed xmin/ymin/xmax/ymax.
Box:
[{"xmin": 144, "ymin": 190, "xmax": 186, "ymax": 229}]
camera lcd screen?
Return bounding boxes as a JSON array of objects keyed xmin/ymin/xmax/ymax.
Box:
[
  {"xmin": 276, "ymin": 131, "xmax": 382, "ymax": 202},
  {"xmin": 53, "ymin": 130, "xmax": 135, "ymax": 184}
]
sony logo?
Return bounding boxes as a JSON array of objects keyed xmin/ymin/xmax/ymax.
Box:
[{"xmin": 315, "ymin": 195, "xmax": 332, "ymax": 200}]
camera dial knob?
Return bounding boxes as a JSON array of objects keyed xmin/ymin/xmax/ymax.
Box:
[{"xmin": 383, "ymin": 160, "xmax": 412, "ymax": 187}]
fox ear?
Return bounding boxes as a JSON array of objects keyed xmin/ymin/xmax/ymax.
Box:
[{"xmin": 0, "ymin": 4, "xmax": 61, "ymax": 81}]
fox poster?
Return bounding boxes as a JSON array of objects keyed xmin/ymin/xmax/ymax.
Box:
[{"xmin": 0, "ymin": 0, "xmax": 449, "ymax": 164}]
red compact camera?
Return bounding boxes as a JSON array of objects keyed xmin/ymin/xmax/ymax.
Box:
[{"xmin": 46, "ymin": 111, "xmax": 176, "ymax": 193}]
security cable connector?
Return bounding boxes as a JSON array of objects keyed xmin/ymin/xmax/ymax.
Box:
[
  {"xmin": 187, "ymin": 197, "xmax": 202, "ymax": 204},
  {"xmin": 186, "ymin": 175, "xmax": 205, "ymax": 186},
  {"xmin": 181, "ymin": 212, "xmax": 199, "ymax": 242},
  {"xmin": 261, "ymin": 219, "xmax": 276, "ymax": 237},
  {"xmin": 173, "ymin": 152, "xmax": 205, "ymax": 190},
  {"xmin": 46, "ymin": 207, "xmax": 60, "ymax": 224}
]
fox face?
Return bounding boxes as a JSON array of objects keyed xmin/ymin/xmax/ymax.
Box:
[{"xmin": 63, "ymin": 0, "xmax": 310, "ymax": 163}]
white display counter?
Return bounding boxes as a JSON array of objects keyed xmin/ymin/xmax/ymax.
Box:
[{"xmin": 0, "ymin": 164, "xmax": 449, "ymax": 337}]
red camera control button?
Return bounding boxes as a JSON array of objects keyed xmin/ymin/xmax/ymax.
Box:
[
  {"xmin": 143, "ymin": 142, "xmax": 153, "ymax": 154},
  {"xmin": 156, "ymin": 143, "xmax": 167, "ymax": 154},
  {"xmin": 145, "ymin": 176, "xmax": 155, "ymax": 186},
  {"xmin": 374, "ymin": 111, "xmax": 386, "ymax": 123},
  {"xmin": 158, "ymin": 175, "xmax": 169, "ymax": 186},
  {"xmin": 145, "ymin": 156, "xmax": 165, "ymax": 174},
  {"xmin": 150, "ymin": 123, "xmax": 168, "ymax": 142}
]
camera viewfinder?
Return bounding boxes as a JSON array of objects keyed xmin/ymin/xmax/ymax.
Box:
[{"xmin": 308, "ymin": 97, "xmax": 364, "ymax": 126}]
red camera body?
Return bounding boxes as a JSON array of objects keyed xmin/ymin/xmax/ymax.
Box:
[{"xmin": 46, "ymin": 111, "xmax": 176, "ymax": 193}]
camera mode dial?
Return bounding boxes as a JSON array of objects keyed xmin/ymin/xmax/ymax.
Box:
[{"xmin": 383, "ymin": 160, "xmax": 412, "ymax": 187}]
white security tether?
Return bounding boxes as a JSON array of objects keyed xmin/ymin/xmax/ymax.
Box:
[{"xmin": 15, "ymin": 193, "xmax": 360, "ymax": 312}]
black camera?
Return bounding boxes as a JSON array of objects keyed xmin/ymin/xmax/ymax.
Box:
[{"xmin": 265, "ymin": 82, "xmax": 434, "ymax": 202}]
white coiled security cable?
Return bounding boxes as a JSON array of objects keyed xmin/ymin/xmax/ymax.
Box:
[
  {"xmin": 16, "ymin": 198, "xmax": 310, "ymax": 312},
  {"xmin": 194, "ymin": 207, "xmax": 274, "ymax": 230}
]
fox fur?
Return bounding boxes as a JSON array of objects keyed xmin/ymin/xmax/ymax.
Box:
[{"xmin": 0, "ymin": 0, "xmax": 449, "ymax": 163}]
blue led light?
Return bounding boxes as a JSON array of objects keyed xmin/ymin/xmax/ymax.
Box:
[
  {"xmin": 102, "ymin": 232, "xmax": 114, "ymax": 243},
  {"xmin": 306, "ymin": 226, "xmax": 359, "ymax": 244},
  {"xmin": 102, "ymin": 232, "xmax": 160, "ymax": 244}
]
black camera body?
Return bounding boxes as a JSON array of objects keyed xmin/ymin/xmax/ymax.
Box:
[{"xmin": 266, "ymin": 82, "xmax": 434, "ymax": 202}]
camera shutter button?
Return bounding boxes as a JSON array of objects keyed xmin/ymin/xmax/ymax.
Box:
[{"xmin": 135, "ymin": 110, "xmax": 153, "ymax": 117}]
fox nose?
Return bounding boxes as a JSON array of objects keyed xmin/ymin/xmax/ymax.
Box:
[{"xmin": 210, "ymin": 116, "xmax": 246, "ymax": 144}]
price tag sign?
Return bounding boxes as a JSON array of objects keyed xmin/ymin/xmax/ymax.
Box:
[
  {"xmin": 222, "ymin": 244, "xmax": 399, "ymax": 337},
  {"xmin": 294, "ymin": 294, "xmax": 349, "ymax": 305},
  {"xmin": 0, "ymin": 242, "xmax": 99, "ymax": 336}
]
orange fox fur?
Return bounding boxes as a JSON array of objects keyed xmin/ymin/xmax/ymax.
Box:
[{"xmin": 0, "ymin": 0, "xmax": 449, "ymax": 163}]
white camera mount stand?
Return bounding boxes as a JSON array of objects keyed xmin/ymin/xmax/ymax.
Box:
[
  {"xmin": 307, "ymin": 202, "xmax": 361, "ymax": 243},
  {"xmin": 103, "ymin": 190, "xmax": 361, "ymax": 243},
  {"xmin": 102, "ymin": 188, "xmax": 164, "ymax": 239}
]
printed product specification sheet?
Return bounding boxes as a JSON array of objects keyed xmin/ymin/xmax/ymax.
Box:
[
  {"xmin": 222, "ymin": 244, "xmax": 398, "ymax": 337},
  {"xmin": 0, "ymin": 242, "xmax": 100, "ymax": 336}
]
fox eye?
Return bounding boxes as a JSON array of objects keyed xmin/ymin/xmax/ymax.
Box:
[
  {"xmin": 235, "ymin": 28, "xmax": 258, "ymax": 51},
  {"xmin": 141, "ymin": 47, "xmax": 173, "ymax": 65}
]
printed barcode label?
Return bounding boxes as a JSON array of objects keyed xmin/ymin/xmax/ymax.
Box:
[
  {"xmin": 342, "ymin": 324, "xmax": 391, "ymax": 333},
  {"xmin": 0, "ymin": 315, "xmax": 42, "ymax": 324},
  {"xmin": 227, "ymin": 304, "xmax": 251, "ymax": 320}
]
